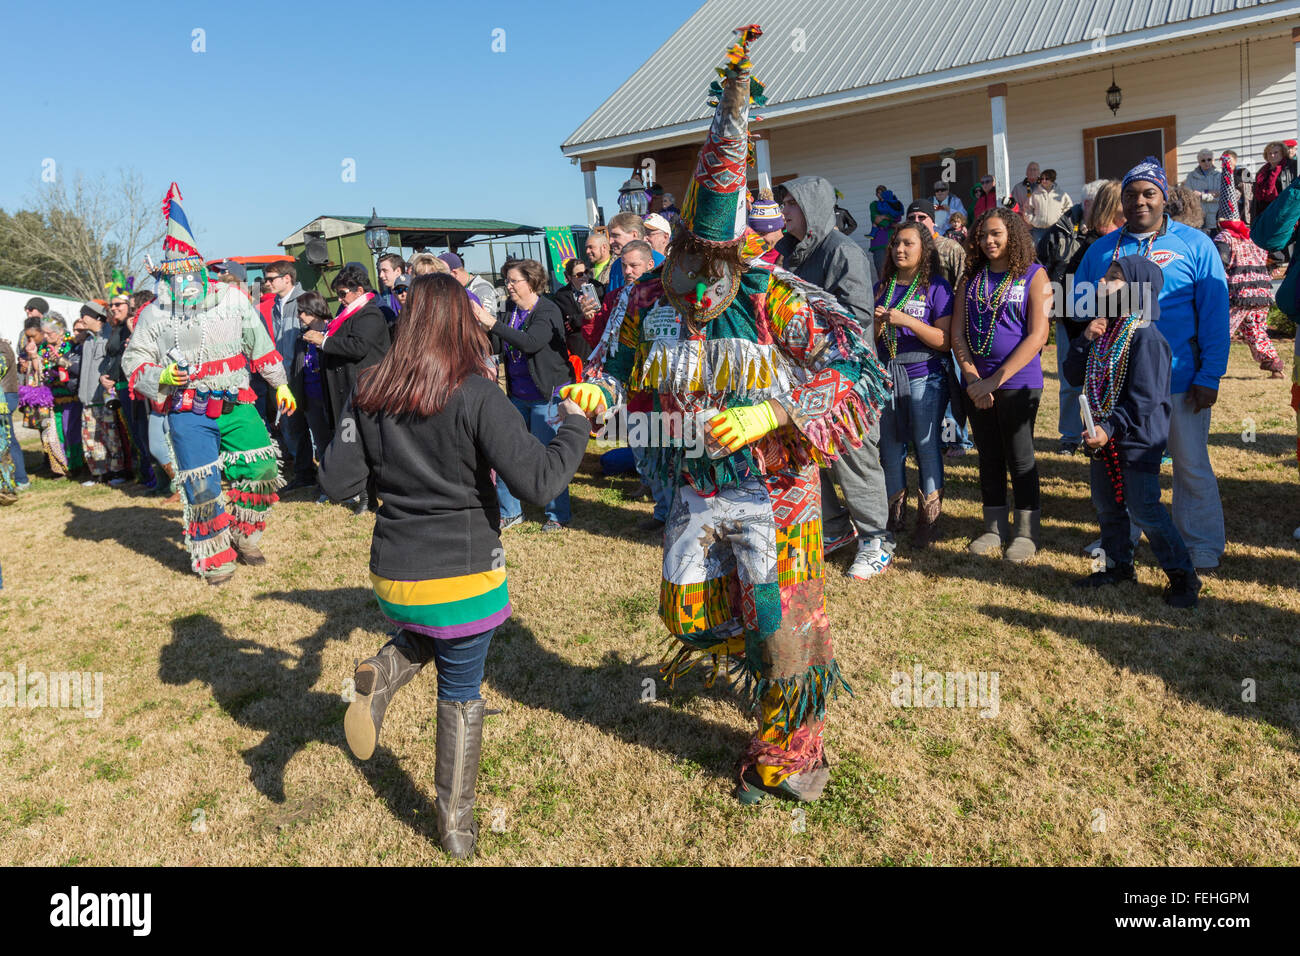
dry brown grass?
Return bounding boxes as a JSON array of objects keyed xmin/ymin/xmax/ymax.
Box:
[{"xmin": 1, "ymin": 343, "xmax": 1298, "ymax": 866}]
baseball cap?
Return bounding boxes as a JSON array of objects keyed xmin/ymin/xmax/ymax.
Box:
[
  {"xmin": 393, "ymin": 274, "xmax": 411, "ymax": 290},
  {"xmin": 215, "ymin": 259, "xmax": 247, "ymax": 281},
  {"xmin": 25, "ymin": 297, "xmax": 49, "ymax": 313},
  {"xmin": 437, "ymin": 252, "xmax": 464, "ymax": 271},
  {"xmin": 80, "ymin": 301, "xmax": 107, "ymax": 319},
  {"xmin": 643, "ymin": 213, "xmax": 671, "ymax": 235}
]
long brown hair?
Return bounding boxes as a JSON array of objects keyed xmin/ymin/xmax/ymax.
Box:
[
  {"xmin": 353, "ymin": 273, "xmax": 491, "ymax": 417},
  {"xmin": 962, "ymin": 207, "xmax": 1036, "ymax": 286},
  {"xmin": 879, "ymin": 221, "xmax": 935, "ymax": 291}
]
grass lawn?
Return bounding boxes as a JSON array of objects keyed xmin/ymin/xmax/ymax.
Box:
[{"xmin": 1, "ymin": 343, "xmax": 1298, "ymax": 866}]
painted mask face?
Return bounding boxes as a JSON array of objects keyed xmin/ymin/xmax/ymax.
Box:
[
  {"xmin": 667, "ymin": 251, "xmax": 733, "ymax": 314},
  {"xmin": 170, "ymin": 268, "xmax": 207, "ymax": 307}
]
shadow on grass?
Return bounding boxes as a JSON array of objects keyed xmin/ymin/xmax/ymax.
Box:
[
  {"xmin": 63, "ymin": 502, "xmax": 189, "ymax": 572},
  {"xmin": 158, "ymin": 593, "xmax": 440, "ymax": 841},
  {"xmin": 484, "ymin": 616, "xmax": 753, "ymax": 781}
]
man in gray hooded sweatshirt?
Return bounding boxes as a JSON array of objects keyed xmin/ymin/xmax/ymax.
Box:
[{"xmin": 775, "ymin": 176, "xmax": 893, "ymax": 578}]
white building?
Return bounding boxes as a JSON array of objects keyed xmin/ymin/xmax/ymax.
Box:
[
  {"xmin": 0, "ymin": 285, "xmax": 86, "ymax": 348},
  {"xmin": 562, "ymin": 0, "xmax": 1300, "ymax": 241}
]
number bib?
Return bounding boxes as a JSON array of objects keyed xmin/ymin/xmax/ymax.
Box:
[{"xmin": 643, "ymin": 303, "xmax": 682, "ymax": 343}]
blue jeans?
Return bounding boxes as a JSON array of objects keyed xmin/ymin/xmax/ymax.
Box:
[
  {"xmin": 880, "ymin": 370, "xmax": 947, "ymax": 499},
  {"xmin": 1091, "ymin": 459, "xmax": 1192, "ymax": 574},
  {"xmin": 148, "ymin": 408, "xmax": 171, "ymax": 469},
  {"xmin": 631, "ymin": 442, "xmax": 671, "ymax": 521},
  {"xmin": 496, "ymin": 395, "xmax": 571, "ymax": 524},
  {"xmin": 940, "ymin": 354, "xmax": 974, "ymax": 450},
  {"xmin": 3, "ymin": 392, "xmax": 29, "ymax": 484},
  {"xmin": 1166, "ymin": 392, "xmax": 1224, "ymax": 567},
  {"xmin": 1056, "ymin": 321, "xmax": 1083, "ymax": 444},
  {"xmin": 424, "ymin": 628, "xmax": 494, "ymax": 702}
]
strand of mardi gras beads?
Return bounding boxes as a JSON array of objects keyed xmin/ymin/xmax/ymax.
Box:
[
  {"xmin": 966, "ymin": 267, "xmax": 1015, "ymax": 357},
  {"xmin": 880, "ymin": 270, "xmax": 924, "ymax": 360},
  {"xmin": 1085, "ymin": 311, "xmax": 1141, "ymax": 505}
]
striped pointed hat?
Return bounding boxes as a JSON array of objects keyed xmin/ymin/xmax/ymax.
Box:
[
  {"xmin": 158, "ymin": 182, "xmax": 205, "ymax": 275},
  {"xmin": 1217, "ymin": 152, "xmax": 1242, "ymax": 222},
  {"xmin": 679, "ymin": 24, "xmax": 766, "ymax": 245}
]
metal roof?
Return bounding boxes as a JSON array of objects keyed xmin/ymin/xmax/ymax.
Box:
[
  {"xmin": 325, "ymin": 215, "xmax": 538, "ymax": 233},
  {"xmin": 280, "ymin": 216, "xmax": 540, "ymax": 248},
  {"xmin": 563, "ymin": 0, "xmax": 1296, "ymax": 153}
]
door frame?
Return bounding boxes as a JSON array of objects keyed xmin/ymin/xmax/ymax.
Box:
[{"xmin": 1081, "ymin": 115, "xmax": 1177, "ymax": 182}]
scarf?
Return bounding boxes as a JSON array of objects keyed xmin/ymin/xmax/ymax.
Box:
[{"xmin": 327, "ymin": 292, "xmax": 374, "ymax": 337}]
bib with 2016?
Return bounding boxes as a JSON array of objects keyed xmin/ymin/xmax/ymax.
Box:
[
  {"xmin": 643, "ymin": 304, "xmax": 682, "ymax": 343},
  {"xmin": 1006, "ymin": 281, "xmax": 1027, "ymax": 305}
]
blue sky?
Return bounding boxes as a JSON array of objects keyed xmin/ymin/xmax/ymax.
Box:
[{"xmin": 0, "ymin": 0, "xmax": 701, "ymax": 273}]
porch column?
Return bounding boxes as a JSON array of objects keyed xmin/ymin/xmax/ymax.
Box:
[
  {"xmin": 1294, "ymin": 29, "xmax": 1300, "ymax": 143},
  {"xmin": 988, "ymin": 83, "xmax": 1010, "ymax": 205},
  {"xmin": 582, "ymin": 160, "xmax": 600, "ymax": 227},
  {"xmin": 754, "ymin": 136, "xmax": 773, "ymax": 193}
]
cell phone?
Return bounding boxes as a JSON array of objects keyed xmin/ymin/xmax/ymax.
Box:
[{"xmin": 580, "ymin": 283, "xmax": 597, "ymax": 304}]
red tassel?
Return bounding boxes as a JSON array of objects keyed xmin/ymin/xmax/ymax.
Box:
[
  {"xmin": 232, "ymin": 520, "xmax": 265, "ymax": 536},
  {"xmin": 187, "ymin": 512, "xmax": 233, "ymax": 538},
  {"xmin": 250, "ymin": 350, "xmax": 283, "ymax": 373},
  {"xmin": 197, "ymin": 547, "xmax": 238, "ymax": 571},
  {"xmin": 227, "ymin": 489, "xmax": 279, "ymax": 506}
]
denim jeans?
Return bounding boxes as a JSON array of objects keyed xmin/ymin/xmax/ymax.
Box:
[
  {"xmin": 3, "ymin": 392, "xmax": 29, "ymax": 484},
  {"xmin": 631, "ymin": 442, "xmax": 671, "ymax": 521},
  {"xmin": 425, "ymin": 628, "xmax": 494, "ymax": 702},
  {"xmin": 147, "ymin": 408, "xmax": 171, "ymax": 470},
  {"xmin": 820, "ymin": 417, "xmax": 893, "ymax": 554},
  {"xmin": 1056, "ymin": 321, "xmax": 1083, "ymax": 444},
  {"xmin": 879, "ymin": 369, "xmax": 946, "ymax": 499},
  {"xmin": 1165, "ymin": 392, "xmax": 1225, "ymax": 567},
  {"xmin": 496, "ymin": 395, "xmax": 571, "ymax": 524},
  {"xmin": 1090, "ymin": 459, "xmax": 1193, "ymax": 574}
]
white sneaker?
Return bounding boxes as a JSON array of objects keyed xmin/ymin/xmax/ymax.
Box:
[
  {"xmin": 80, "ymin": 479, "xmax": 98, "ymax": 487},
  {"xmin": 847, "ymin": 543, "xmax": 892, "ymax": 580}
]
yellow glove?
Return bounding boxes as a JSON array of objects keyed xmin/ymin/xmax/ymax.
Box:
[
  {"xmin": 276, "ymin": 384, "xmax": 297, "ymax": 416},
  {"xmin": 159, "ymin": 364, "xmax": 188, "ymax": 387},
  {"xmin": 559, "ymin": 383, "xmax": 607, "ymax": 415},
  {"xmin": 708, "ymin": 402, "xmax": 778, "ymax": 454}
]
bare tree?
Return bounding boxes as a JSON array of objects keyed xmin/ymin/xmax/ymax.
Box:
[{"xmin": 1, "ymin": 169, "xmax": 162, "ymax": 301}]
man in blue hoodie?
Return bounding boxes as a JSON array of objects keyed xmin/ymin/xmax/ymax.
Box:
[{"xmin": 1073, "ymin": 158, "xmax": 1230, "ymax": 570}]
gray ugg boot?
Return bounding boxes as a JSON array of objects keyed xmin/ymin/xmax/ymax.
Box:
[
  {"xmin": 1004, "ymin": 509, "xmax": 1041, "ymax": 564},
  {"xmin": 435, "ymin": 698, "xmax": 485, "ymax": 860},
  {"xmin": 968, "ymin": 506, "xmax": 1010, "ymax": 556},
  {"xmin": 344, "ymin": 630, "xmax": 435, "ymax": 760}
]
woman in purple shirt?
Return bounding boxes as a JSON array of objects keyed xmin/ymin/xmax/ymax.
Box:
[
  {"xmin": 953, "ymin": 208, "xmax": 1052, "ymax": 562},
  {"xmin": 874, "ymin": 222, "xmax": 954, "ymax": 547}
]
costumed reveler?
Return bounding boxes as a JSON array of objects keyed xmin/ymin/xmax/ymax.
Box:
[
  {"xmin": 562, "ymin": 26, "xmax": 889, "ymax": 802},
  {"xmin": 123, "ymin": 183, "xmax": 296, "ymax": 585},
  {"xmin": 0, "ymin": 352, "xmax": 16, "ymax": 589},
  {"xmin": 18, "ymin": 320, "xmax": 81, "ymax": 476}
]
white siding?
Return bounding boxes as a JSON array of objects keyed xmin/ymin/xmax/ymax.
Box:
[{"xmin": 766, "ymin": 35, "xmax": 1296, "ymax": 250}]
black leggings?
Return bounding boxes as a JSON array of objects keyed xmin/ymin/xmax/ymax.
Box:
[{"xmin": 963, "ymin": 387, "xmax": 1041, "ymax": 510}]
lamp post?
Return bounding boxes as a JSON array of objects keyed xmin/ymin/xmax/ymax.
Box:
[
  {"xmin": 617, "ymin": 173, "xmax": 649, "ymax": 217},
  {"xmin": 363, "ymin": 207, "xmax": 389, "ymax": 290}
]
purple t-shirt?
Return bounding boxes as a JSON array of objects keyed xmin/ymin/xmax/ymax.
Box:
[
  {"xmin": 966, "ymin": 261, "xmax": 1044, "ymax": 389},
  {"xmin": 874, "ymin": 276, "xmax": 953, "ymax": 379},
  {"xmin": 503, "ymin": 306, "xmax": 545, "ymax": 402}
]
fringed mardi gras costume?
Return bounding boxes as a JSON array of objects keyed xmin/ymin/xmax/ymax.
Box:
[
  {"xmin": 587, "ymin": 26, "xmax": 888, "ymax": 796},
  {"xmin": 123, "ymin": 183, "xmax": 287, "ymax": 579}
]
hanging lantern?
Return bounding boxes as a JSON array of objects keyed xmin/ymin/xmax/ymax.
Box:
[
  {"xmin": 363, "ymin": 208, "xmax": 389, "ymax": 256},
  {"xmin": 617, "ymin": 172, "xmax": 648, "ymax": 216},
  {"xmin": 1106, "ymin": 67, "xmax": 1122, "ymax": 116}
]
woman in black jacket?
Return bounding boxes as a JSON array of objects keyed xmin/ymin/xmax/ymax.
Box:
[
  {"xmin": 475, "ymin": 258, "xmax": 576, "ymax": 531},
  {"xmin": 302, "ymin": 264, "xmax": 391, "ymax": 512},
  {"xmin": 550, "ymin": 257, "xmax": 604, "ymax": 364},
  {"xmin": 319, "ymin": 273, "xmax": 588, "ymax": 858}
]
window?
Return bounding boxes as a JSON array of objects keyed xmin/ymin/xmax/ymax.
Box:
[{"xmin": 1082, "ymin": 116, "xmax": 1178, "ymax": 182}]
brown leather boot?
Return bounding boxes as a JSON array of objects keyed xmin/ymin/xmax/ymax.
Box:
[
  {"xmin": 911, "ymin": 490, "xmax": 943, "ymax": 548},
  {"xmin": 886, "ymin": 489, "xmax": 907, "ymax": 534}
]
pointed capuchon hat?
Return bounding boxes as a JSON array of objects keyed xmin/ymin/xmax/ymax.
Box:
[
  {"xmin": 679, "ymin": 24, "xmax": 767, "ymax": 245},
  {"xmin": 158, "ymin": 182, "xmax": 205, "ymax": 275}
]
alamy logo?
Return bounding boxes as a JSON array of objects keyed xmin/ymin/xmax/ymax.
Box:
[
  {"xmin": 49, "ymin": 886, "xmax": 151, "ymax": 936},
  {"xmin": 0, "ymin": 665, "xmax": 103, "ymax": 718}
]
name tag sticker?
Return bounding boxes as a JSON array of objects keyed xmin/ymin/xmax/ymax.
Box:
[
  {"xmin": 1007, "ymin": 282, "xmax": 1027, "ymax": 304},
  {"xmin": 903, "ymin": 300, "xmax": 927, "ymax": 319},
  {"xmin": 643, "ymin": 305, "xmax": 681, "ymax": 342}
]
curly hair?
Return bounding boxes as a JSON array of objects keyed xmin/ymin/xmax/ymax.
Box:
[
  {"xmin": 962, "ymin": 207, "xmax": 1036, "ymax": 287},
  {"xmin": 878, "ymin": 220, "xmax": 935, "ymax": 291}
]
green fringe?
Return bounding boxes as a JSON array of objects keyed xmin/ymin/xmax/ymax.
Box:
[{"xmin": 741, "ymin": 659, "xmax": 854, "ymax": 734}]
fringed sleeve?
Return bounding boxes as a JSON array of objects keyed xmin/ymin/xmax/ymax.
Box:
[
  {"xmin": 239, "ymin": 293, "xmax": 288, "ymax": 388},
  {"xmin": 762, "ymin": 269, "xmax": 890, "ymax": 466},
  {"xmin": 122, "ymin": 308, "xmax": 167, "ymax": 401},
  {"xmin": 589, "ymin": 276, "xmax": 657, "ymax": 411}
]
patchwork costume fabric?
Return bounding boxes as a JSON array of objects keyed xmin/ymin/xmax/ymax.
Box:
[
  {"xmin": 586, "ymin": 27, "xmax": 889, "ymax": 792},
  {"xmin": 1214, "ymin": 153, "xmax": 1283, "ymax": 374},
  {"xmin": 123, "ymin": 184, "xmax": 288, "ymax": 579}
]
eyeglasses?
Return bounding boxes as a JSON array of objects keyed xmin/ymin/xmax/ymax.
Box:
[{"xmin": 505, "ymin": 277, "xmax": 529, "ymax": 286}]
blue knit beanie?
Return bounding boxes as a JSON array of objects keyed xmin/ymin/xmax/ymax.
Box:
[{"xmin": 1122, "ymin": 157, "xmax": 1168, "ymax": 199}]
